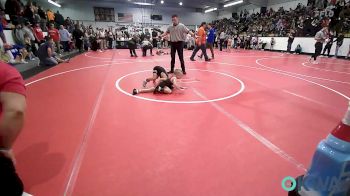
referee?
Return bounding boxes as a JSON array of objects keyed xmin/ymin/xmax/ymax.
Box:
[
  {"xmin": 310, "ymin": 27, "xmax": 328, "ymax": 64},
  {"xmin": 162, "ymin": 15, "xmax": 194, "ymax": 75}
]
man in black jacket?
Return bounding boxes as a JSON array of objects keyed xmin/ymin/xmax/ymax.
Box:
[
  {"xmin": 72, "ymin": 24, "xmax": 84, "ymax": 52},
  {"xmin": 54, "ymin": 11, "xmax": 65, "ymax": 26}
]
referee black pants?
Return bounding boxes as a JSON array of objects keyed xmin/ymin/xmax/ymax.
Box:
[
  {"xmin": 0, "ymin": 154, "xmax": 24, "ymax": 196},
  {"xmin": 170, "ymin": 41, "xmax": 185, "ymax": 73},
  {"xmin": 322, "ymin": 43, "xmax": 332, "ymax": 56},
  {"xmin": 312, "ymin": 42, "xmax": 323, "ymax": 61}
]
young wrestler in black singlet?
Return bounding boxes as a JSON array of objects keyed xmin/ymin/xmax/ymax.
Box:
[
  {"xmin": 133, "ymin": 69, "xmax": 186, "ymax": 95},
  {"xmin": 142, "ymin": 66, "xmax": 168, "ymax": 88}
]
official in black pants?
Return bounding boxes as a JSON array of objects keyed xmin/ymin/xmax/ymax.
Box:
[
  {"xmin": 162, "ymin": 15, "xmax": 194, "ymax": 74},
  {"xmin": 310, "ymin": 27, "xmax": 328, "ymax": 64},
  {"xmin": 170, "ymin": 41, "xmax": 185, "ymax": 71},
  {"xmin": 322, "ymin": 33, "xmax": 334, "ymax": 57},
  {"xmin": 312, "ymin": 42, "xmax": 323, "ymax": 60}
]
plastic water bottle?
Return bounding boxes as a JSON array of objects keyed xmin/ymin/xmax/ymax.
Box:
[{"xmin": 299, "ymin": 102, "xmax": 350, "ymax": 196}]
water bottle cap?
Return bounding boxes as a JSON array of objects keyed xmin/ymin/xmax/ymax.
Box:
[
  {"xmin": 342, "ymin": 102, "xmax": 350, "ymax": 126},
  {"xmin": 332, "ymin": 102, "xmax": 350, "ymax": 143}
]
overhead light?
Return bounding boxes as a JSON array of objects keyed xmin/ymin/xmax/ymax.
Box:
[
  {"xmin": 133, "ymin": 2, "xmax": 155, "ymax": 5},
  {"xmin": 223, "ymin": 0, "xmax": 243, "ymax": 7},
  {"xmin": 179, "ymin": 2, "xmax": 183, "ymax": 6},
  {"xmin": 48, "ymin": 0, "xmax": 61, "ymax": 7},
  {"xmin": 204, "ymin": 7, "xmax": 217, "ymax": 13},
  {"xmin": 161, "ymin": 0, "xmax": 164, "ymax": 4}
]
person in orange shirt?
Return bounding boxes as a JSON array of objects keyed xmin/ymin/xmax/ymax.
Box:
[
  {"xmin": 47, "ymin": 9, "xmax": 55, "ymax": 22},
  {"xmin": 190, "ymin": 22, "xmax": 210, "ymax": 61}
]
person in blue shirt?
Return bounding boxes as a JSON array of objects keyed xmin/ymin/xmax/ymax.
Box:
[{"xmin": 199, "ymin": 23, "xmax": 215, "ymax": 59}]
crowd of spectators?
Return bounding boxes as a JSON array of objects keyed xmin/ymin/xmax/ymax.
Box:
[
  {"xmin": 212, "ymin": 1, "xmax": 350, "ymax": 38},
  {"xmin": 0, "ymin": 0, "xmax": 349, "ymax": 65}
]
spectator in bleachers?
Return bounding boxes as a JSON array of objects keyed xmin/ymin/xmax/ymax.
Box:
[
  {"xmin": 22, "ymin": 22, "xmax": 35, "ymax": 43},
  {"xmin": 72, "ymin": 24, "xmax": 84, "ymax": 52},
  {"xmin": 46, "ymin": 9, "xmax": 54, "ymax": 23},
  {"xmin": 33, "ymin": 23, "xmax": 44, "ymax": 43},
  {"xmin": 22, "ymin": 21, "xmax": 37, "ymax": 55},
  {"xmin": 24, "ymin": 35, "xmax": 35, "ymax": 60},
  {"xmin": 23, "ymin": 0, "xmax": 35, "ymax": 24},
  {"xmin": 37, "ymin": 36, "xmax": 65, "ymax": 66},
  {"xmin": 13, "ymin": 24, "xmax": 26, "ymax": 46},
  {"xmin": 54, "ymin": 10, "xmax": 64, "ymax": 26},
  {"xmin": 37, "ymin": 6, "xmax": 47, "ymax": 31},
  {"xmin": 0, "ymin": 9, "xmax": 7, "ymax": 44},
  {"xmin": 59, "ymin": 25, "xmax": 70, "ymax": 52},
  {"xmin": 64, "ymin": 17, "xmax": 73, "ymax": 33},
  {"xmin": 4, "ymin": 43, "xmax": 28, "ymax": 64},
  {"xmin": 48, "ymin": 23, "xmax": 60, "ymax": 53},
  {"xmin": 5, "ymin": 0, "xmax": 22, "ymax": 24},
  {"xmin": 31, "ymin": 2, "xmax": 40, "ymax": 24}
]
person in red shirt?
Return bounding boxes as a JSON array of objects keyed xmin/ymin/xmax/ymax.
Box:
[
  {"xmin": 190, "ymin": 22, "xmax": 210, "ymax": 62},
  {"xmin": 48, "ymin": 23, "xmax": 61, "ymax": 53},
  {"xmin": 0, "ymin": 62, "xmax": 26, "ymax": 196},
  {"xmin": 33, "ymin": 23, "xmax": 44, "ymax": 44}
]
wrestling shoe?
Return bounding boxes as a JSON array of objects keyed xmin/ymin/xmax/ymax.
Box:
[{"xmin": 132, "ymin": 89, "xmax": 138, "ymax": 95}]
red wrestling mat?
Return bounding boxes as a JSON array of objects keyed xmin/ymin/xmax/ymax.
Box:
[{"xmin": 15, "ymin": 49, "xmax": 349, "ymax": 196}]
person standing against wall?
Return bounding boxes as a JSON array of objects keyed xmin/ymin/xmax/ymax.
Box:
[
  {"xmin": 287, "ymin": 29, "xmax": 295, "ymax": 53},
  {"xmin": 59, "ymin": 25, "xmax": 71, "ymax": 52},
  {"xmin": 162, "ymin": 15, "xmax": 194, "ymax": 74},
  {"xmin": 0, "ymin": 62, "xmax": 27, "ymax": 196},
  {"xmin": 219, "ymin": 31, "xmax": 226, "ymax": 51},
  {"xmin": 310, "ymin": 27, "xmax": 328, "ymax": 64},
  {"xmin": 72, "ymin": 24, "xmax": 84, "ymax": 53},
  {"xmin": 190, "ymin": 22, "xmax": 210, "ymax": 62},
  {"xmin": 334, "ymin": 33, "xmax": 344, "ymax": 58}
]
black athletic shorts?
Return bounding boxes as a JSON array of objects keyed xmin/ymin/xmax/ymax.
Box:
[
  {"xmin": 0, "ymin": 153, "xmax": 24, "ymax": 196},
  {"xmin": 153, "ymin": 66, "xmax": 168, "ymax": 78},
  {"xmin": 154, "ymin": 79, "xmax": 174, "ymax": 93}
]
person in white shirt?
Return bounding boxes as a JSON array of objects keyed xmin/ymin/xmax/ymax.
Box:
[
  {"xmin": 99, "ymin": 29, "xmax": 107, "ymax": 50},
  {"xmin": 59, "ymin": 25, "xmax": 71, "ymax": 52},
  {"xmin": 219, "ymin": 31, "xmax": 226, "ymax": 51}
]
